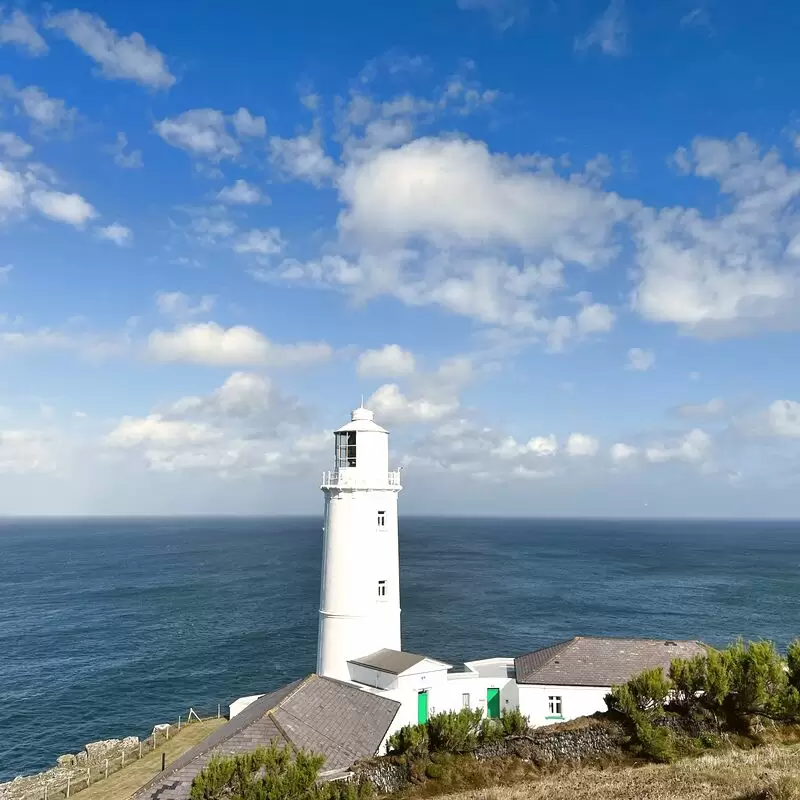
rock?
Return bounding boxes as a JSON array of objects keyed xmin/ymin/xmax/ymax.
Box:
[
  {"xmin": 75, "ymin": 751, "xmax": 87, "ymax": 765},
  {"xmin": 85, "ymin": 738, "xmax": 122, "ymax": 761},
  {"xmin": 121, "ymin": 736, "xmax": 139, "ymax": 749},
  {"xmin": 56, "ymin": 754, "xmax": 76, "ymax": 768}
]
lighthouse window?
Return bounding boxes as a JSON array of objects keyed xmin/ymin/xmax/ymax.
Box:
[
  {"xmin": 377, "ymin": 511, "xmax": 386, "ymax": 528},
  {"xmin": 377, "ymin": 580, "xmax": 386, "ymax": 598},
  {"xmin": 335, "ymin": 431, "xmax": 357, "ymax": 468}
]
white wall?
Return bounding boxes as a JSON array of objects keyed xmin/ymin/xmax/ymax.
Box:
[
  {"xmin": 229, "ymin": 694, "xmax": 262, "ymax": 719},
  {"xmin": 348, "ymin": 663, "xmax": 399, "ymax": 690},
  {"xmin": 517, "ymin": 684, "xmax": 610, "ymax": 728}
]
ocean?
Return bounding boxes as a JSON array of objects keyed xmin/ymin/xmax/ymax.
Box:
[{"xmin": 1, "ymin": 516, "xmax": 800, "ymax": 780}]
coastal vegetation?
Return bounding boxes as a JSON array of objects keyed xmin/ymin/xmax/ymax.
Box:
[{"xmin": 188, "ymin": 639, "xmax": 800, "ymax": 800}]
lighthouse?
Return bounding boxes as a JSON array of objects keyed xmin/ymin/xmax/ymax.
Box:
[{"xmin": 316, "ymin": 406, "xmax": 403, "ymax": 681}]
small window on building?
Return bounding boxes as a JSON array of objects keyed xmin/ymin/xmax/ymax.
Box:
[
  {"xmin": 377, "ymin": 580, "xmax": 387, "ymax": 598},
  {"xmin": 335, "ymin": 431, "xmax": 357, "ymax": 469},
  {"xmin": 377, "ymin": 511, "xmax": 386, "ymax": 528},
  {"xmin": 462, "ymin": 693, "xmax": 470, "ymax": 708},
  {"xmin": 548, "ymin": 696, "xmax": 562, "ymax": 717}
]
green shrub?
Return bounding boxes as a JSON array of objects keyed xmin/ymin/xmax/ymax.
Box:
[
  {"xmin": 633, "ymin": 718, "xmax": 677, "ymax": 763},
  {"xmin": 500, "ymin": 707, "xmax": 530, "ymax": 736},
  {"xmin": 425, "ymin": 763, "xmax": 445, "ymax": 779},
  {"xmin": 386, "ymin": 723, "xmax": 429, "ymax": 757},
  {"xmin": 189, "ymin": 743, "xmax": 326, "ymax": 800},
  {"xmin": 427, "ymin": 708, "xmax": 484, "ymax": 753},
  {"xmin": 478, "ymin": 718, "xmax": 505, "ymax": 745}
]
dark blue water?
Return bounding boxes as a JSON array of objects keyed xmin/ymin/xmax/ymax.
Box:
[{"xmin": 2, "ymin": 517, "xmax": 800, "ymax": 780}]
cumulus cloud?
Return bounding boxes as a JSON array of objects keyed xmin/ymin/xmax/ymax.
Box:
[
  {"xmin": 107, "ymin": 132, "xmax": 143, "ymax": 169},
  {"xmin": 270, "ymin": 128, "xmax": 337, "ymax": 186},
  {"xmin": 0, "ymin": 79, "xmax": 77, "ymax": 132},
  {"xmin": 29, "ymin": 189, "xmax": 96, "ymax": 226},
  {"xmin": 626, "ymin": 347, "xmax": 655, "ymax": 371},
  {"xmin": 368, "ymin": 383, "xmax": 459, "ymax": 425},
  {"xmin": 357, "ymin": 344, "xmax": 416, "ymax": 377},
  {"xmin": 762, "ymin": 400, "xmax": 800, "ymax": 438},
  {"xmin": 155, "ymin": 109, "xmax": 239, "ymax": 161},
  {"xmin": 632, "ymin": 134, "xmax": 800, "ymax": 337},
  {"xmin": 155, "ymin": 291, "xmax": 215, "ymax": 319},
  {"xmin": 0, "ymin": 132, "xmax": 32, "ymax": 159},
  {"xmin": 97, "ymin": 222, "xmax": 132, "ymax": 245},
  {"xmin": 217, "ymin": 179, "xmax": 263, "ymax": 205},
  {"xmin": 0, "ymin": 9, "xmax": 47, "ymax": 55},
  {"xmin": 147, "ymin": 322, "xmax": 332, "ymax": 367},
  {"xmin": 566, "ymin": 433, "xmax": 599, "ymax": 457},
  {"xmin": 610, "ymin": 442, "xmax": 638, "ymax": 462},
  {"xmin": 232, "ymin": 108, "xmax": 266, "ymax": 137},
  {"xmin": 645, "ymin": 428, "xmax": 711, "ymax": 463},
  {"xmin": 46, "ymin": 9, "xmax": 175, "ymax": 89},
  {"xmin": 0, "ymin": 429, "xmax": 57, "ymax": 473},
  {"xmin": 233, "ymin": 228, "xmax": 284, "ymax": 255}
]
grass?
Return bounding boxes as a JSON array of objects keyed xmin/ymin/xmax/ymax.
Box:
[
  {"xmin": 71, "ymin": 718, "xmax": 225, "ymax": 800},
  {"xmin": 404, "ymin": 743, "xmax": 800, "ymax": 800}
]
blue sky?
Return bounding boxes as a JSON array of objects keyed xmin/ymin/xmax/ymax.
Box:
[{"xmin": 1, "ymin": 0, "xmax": 800, "ymax": 516}]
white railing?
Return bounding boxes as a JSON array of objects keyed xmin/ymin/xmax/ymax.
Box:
[{"xmin": 321, "ymin": 470, "xmax": 401, "ymax": 489}]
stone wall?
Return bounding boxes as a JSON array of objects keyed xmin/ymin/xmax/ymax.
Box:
[
  {"xmin": 0, "ymin": 737, "xmax": 140, "ymax": 800},
  {"xmin": 354, "ymin": 719, "xmax": 626, "ymax": 794}
]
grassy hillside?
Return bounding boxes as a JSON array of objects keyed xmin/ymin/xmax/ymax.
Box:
[{"xmin": 411, "ymin": 743, "xmax": 800, "ymax": 800}]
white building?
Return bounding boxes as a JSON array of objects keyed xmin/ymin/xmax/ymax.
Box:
[{"xmin": 234, "ymin": 405, "xmax": 706, "ymax": 750}]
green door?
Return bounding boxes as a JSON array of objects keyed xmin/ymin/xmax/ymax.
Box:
[
  {"xmin": 487, "ymin": 688, "xmax": 500, "ymax": 719},
  {"xmin": 417, "ymin": 690, "xmax": 429, "ymax": 724}
]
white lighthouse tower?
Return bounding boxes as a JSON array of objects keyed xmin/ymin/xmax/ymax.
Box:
[{"xmin": 316, "ymin": 406, "xmax": 403, "ymax": 681}]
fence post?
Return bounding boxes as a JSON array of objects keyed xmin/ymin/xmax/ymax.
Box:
[
  {"xmin": 166, "ymin": 726, "xmax": 169, "ymax": 741},
  {"xmin": 105, "ymin": 758, "xmax": 109, "ymax": 780},
  {"xmin": 161, "ymin": 752, "xmax": 166, "ymax": 771},
  {"xmin": 152, "ymin": 733, "xmax": 156, "ymax": 751},
  {"xmin": 217, "ymin": 704, "xmax": 221, "ymax": 719},
  {"xmin": 86, "ymin": 767, "xmax": 90, "ymax": 787},
  {"xmin": 122, "ymin": 750, "xmax": 125, "ymax": 768},
  {"xmin": 66, "ymin": 776, "xmax": 70, "ymax": 798},
  {"xmin": 43, "ymin": 785, "xmax": 47, "ymax": 800},
  {"xmin": 139, "ymin": 741, "xmax": 143, "ymax": 759},
  {"xmin": 178, "ymin": 715, "xmax": 181, "ymax": 731}
]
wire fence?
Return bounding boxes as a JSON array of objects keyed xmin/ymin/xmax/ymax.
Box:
[{"xmin": 15, "ymin": 706, "xmax": 224, "ymax": 800}]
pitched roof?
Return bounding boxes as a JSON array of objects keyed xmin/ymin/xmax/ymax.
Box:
[
  {"xmin": 514, "ymin": 636, "xmax": 707, "ymax": 687},
  {"xmin": 349, "ymin": 648, "xmax": 451, "ymax": 675},
  {"xmin": 132, "ymin": 675, "xmax": 400, "ymax": 800}
]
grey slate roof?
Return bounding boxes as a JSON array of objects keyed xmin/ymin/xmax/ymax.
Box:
[
  {"xmin": 514, "ymin": 636, "xmax": 707, "ymax": 687},
  {"xmin": 349, "ymin": 648, "xmax": 450, "ymax": 675},
  {"xmin": 132, "ymin": 675, "xmax": 400, "ymax": 800}
]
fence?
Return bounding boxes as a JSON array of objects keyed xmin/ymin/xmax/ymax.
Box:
[{"xmin": 16, "ymin": 705, "xmax": 224, "ymax": 800}]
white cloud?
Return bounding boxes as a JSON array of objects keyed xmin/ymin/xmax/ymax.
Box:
[
  {"xmin": 338, "ymin": 137, "xmax": 625, "ymax": 262},
  {"xmin": 0, "ymin": 9, "xmax": 47, "ymax": 55},
  {"xmin": 0, "ymin": 132, "xmax": 32, "ymax": 158},
  {"xmin": 0, "ymin": 80, "xmax": 77, "ymax": 131},
  {"xmin": 576, "ymin": 303, "xmax": 615, "ymax": 334},
  {"xmin": 645, "ymin": 428, "xmax": 711, "ymax": 463},
  {"xmin": 632, "ymin": 135, "xmax": 800, "ymax": 337},
  {"xmin": 107, "ymin": 132, "xmax": 142, "ymax": 169},
  {"xmin": 46, "ymin": 9, "xmax": 175, "ymax": 89},
  {"xmin": 217, "ymin": 179, "xmax": 262, "ymax": 205},
  {"xmin": 368, "ymin": 383, "xmax": 459, "ymax": 425},
  {"xmin": 30, "ymin": 189, "xmax": 97, "ymax": 227},
  {"xmin": 566, "ymin": 432, "xmax": 599, "ymax": 457},
  {"xmin": 626, "ymin": 347, "xmax": 655, "ymax": 371},
  {"xmin": 575, "ymin": 0, "xmax": 627, "ymax": 56},
  {"xmin": 676, "ymin": 398, "xmax": 725, "ymax": 418},
  {"xmin": 97, "ymin": 222, "xmax": 132, "ymax": 246},
  {"xmin": 492, "ymin": 434, "xmax": 558, "ymax": 458},
  {"xmin": 762, "ymin": 400, "xmax": 800, "ymax": 438},
  {"xmin": 155, "ymin": 291, "xmax": 215, "ymax": 319},
  {"xmin": 232, "ymin": 108, "xmax": 266, "ymax": 137},
  {"xmin": 610, "ymin": 442, "xmax": 638, "ymax": 462},
  {"xmin": 234, "ymin": 228, "xmax": 285, "ymax": 255},
  {"xmin": 147, "ymin": 322, "xmax": 332, "ymax": 367},
  {"xmin": 155, "ymin": 109, "xmax": 239, "ymax": 161},
  {"xmin": 357, "ymin": 344, "xmax": 416, "ymax": 378},
  {"xmin": 0, "ymin": 429, "xmax": 56, "ymax": 473},
  {"xmin": 270, "ymin": 129, "xmax": 336, "ymax": 186},
  {"xmin": 107, "ymin": 415, "xmax": 222, "ymax": 448}
]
